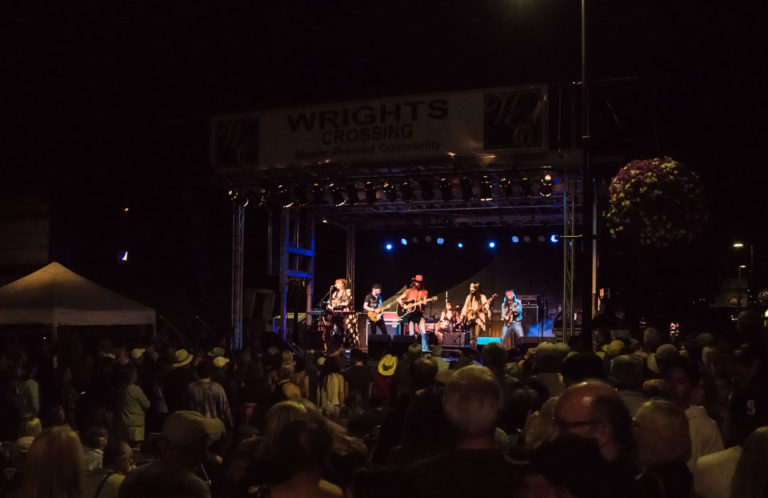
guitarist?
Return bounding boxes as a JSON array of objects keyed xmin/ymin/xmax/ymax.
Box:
[
  {"xmin": 500, "ymin": 289, "xmax": 523, "ymax": 350},
  {"xmin": 459, "ymin": 281, "xmax": 492, "ymax": 350},
  {"xmin": 396, "ymin": 274, "xmax": 429, "ymax": 352},
  {"xmin": 363, "ymin": 283, "xmax": 389, "ymax": 336}
]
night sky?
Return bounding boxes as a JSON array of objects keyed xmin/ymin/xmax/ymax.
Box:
[{"xmin": 2, "ymin": 1, "xmax": 767, "ymax": 329}]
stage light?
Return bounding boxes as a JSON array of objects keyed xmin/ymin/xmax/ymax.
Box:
[
  {"xmin": 539, "ymin": 174, "xmax": 553, "ymax": 197},
  {"xmin": 120, "ymin": 250, "xmax": 129, "ymax": 262},
  {"xmin": 439, "ymin": 177, "xmax": 453, "ymax": 201},
  {"xmin": 538, "ymin": 235, "xmax": 546, "ymax": 242},
  {"xmin": 312, "ymin": 183, "xmax": 326, "ymax": 205},
  {"xmin": 384, "ymin": 182, "xmax": 397, "ymax": 202},
  {"xmin": 345, "ymin": 183, "xmax": 360, "ymax": 205},
  {"xmin": 550, "ymin": 234, "xmax": 559, "ymax": 243},
  {"xmin": 400, "ymin": 238, "xmax": 408, "ymax": 246},
  {"xmin": 436, "ymin": 237, "xmax": 445, "ymax": 245},
  {"xmin": 329, "ymin": 183, "xmax": 346, "ymax": 206},
  {"xmin": 523, "ymin": 235, "xmax": 531, "ymax": 243},
  {"xmin": 278, "ymin": 184, "xmax": 294, "ymax": 208},
  {"xmin": 412, "ymin": 236, "xmax": 419, "ymax": 244},
  {"xmin": 460, "ymin": 177, "xmax": 474, "ymax": 201},
  {"xmin": 733, "ymin": 242, "xmax": 745, "ymax": 248},
  {"xmin": 385, "ymin": 243, "xmax": 393, "ymax": 251},
  {"xmin": 364, "ymin": 181, "xmax": 377, "ymax": 204},
  {"xmin": 511, "ymin": 235, "xmax": 520, "ymax": 243},
  {"xmin": 480, "ymin": 176, "xmax": 493, "ymax": 201},
  {"xmin": 499, "ymin": 177, "xmax": 513, "ymax": 197},
  {"xmin": 294, "ymin": 183, "xmax": 309, "ymax": 206},
  {"xmin": 488, "ymin": 241, "xmax": 496, "ymax": 249},
  {"xmin": 401, "ymin": 181, "xmax": 414, "ymax": 202},
  {"xmin": 228, "ymin": 188, "xmax": 238, "ymax": 201},
  {"xmin": 420, "ymin": 180, "xmax": 435, "ymax": 201},
  {"xmin": 457, "ymin": 242, "xmax": 464, "ymax": 249},
  {"xmin": 520, "ymin": 177, "xmax": 532, "ymax": 197},
  {"xmin": 122, "ymin": 207, "xmax": 130, "ymax": 214},
  {"xmin": 425, "ymin": 235, "xmax": 433, "ymax": 243}
]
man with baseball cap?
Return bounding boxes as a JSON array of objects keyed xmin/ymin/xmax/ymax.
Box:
[{"xmin": 120, "ymin": 410, "xmax": 224, "ymax": 498}]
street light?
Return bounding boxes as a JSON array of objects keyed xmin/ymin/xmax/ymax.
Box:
[
  {"xmin": 733, "ymin": 241, "xmax": 755, "ymax": 304},
  {"xmin": 738, "ymin": 264, "xmax": 747, "ymax": 308}
]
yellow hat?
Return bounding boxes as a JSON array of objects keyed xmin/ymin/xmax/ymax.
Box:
[
  {"xmin": 212, "ymin": 356, "xmax": 230, "ymax": 368},
  {"xmin": 378, "ymin": 354, "xmax": 398, "ymax": 376},
  {"xmin": 130, "ymin": 348, "xmax": 146, "ymax": 360},
  {"xmin": 172, "ymin": 349, "xmax": 193, "ymax": 368},
  {"xmin": 162, "ymin": 410, "xmax": 224, "ymax": 447},
  {"xmin": 208, "ymin": 347, "xmax": 226, "ymax": 357}
]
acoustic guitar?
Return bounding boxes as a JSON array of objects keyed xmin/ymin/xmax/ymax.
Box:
[
  {"xmin": 397, "ymin": 296, "xmax": 438, "ymax": 319},
  {"xmin": 367, "ymin": 302, "xmax": 396, "ymax": 322},
  {"xmin": 463, "ymin": 293, "xmax": 497, "ymax": 325}
]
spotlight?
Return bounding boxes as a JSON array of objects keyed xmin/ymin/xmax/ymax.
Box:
[
  {"xmin": 295, "ymin": 183, "xmax": 309, "ymax": 206},
  {"xmin": 329, "ymin": 183, "xmax": 346, "ymax": 206},
  {"xmin": 499, "ymin": 177, "xmax": 513, "ymax": 197},
  {"xmin": 424, "ymin": 235, "xmax": 433, "ymax": 243},
  {"xmin": 228, "ymin": 188, "xmax": 238, "ymax": 201},
  {"xmin": 439, "ymin": 177, "xmax": 453, "ymax": 201},
  {"xmin": 511, "ymin": 235, "xmax": 520, "ymax": 243},
  {"xmin": 384, "ymin": 182, "xmax": 397, "ymax": 202},
  {"xmin": 385, "ymin": 242, "xmax": 393, "ymax": 251},
  {"xmin": 345, "ymin": 183, "xmax": 360, "ymax": 205},
  {"xmin": 254, "ymin": 187, "xmax": 269, "ymax": 207},
  {"xmin": 523, "ymin": 235, "xmax": 531, "ymax": 243},
  {"xmin": 436, "ymin": 237, "xmax": 445, "ymax": 245},
  {"xmin": 539, "ymin": 174, "xmax": 553, "ymax": 197},
  {"xmin": 457, "ymin": 242, "xmax": 464, "ymax": 249},
  {"xmin": 460, "ymin": 177, "xmax": 474, "ymax": 201},
  {"xmin": 400, "ymin": 238, "xmax": 408, "ymax": 246},
  {"xmin": 420, "ymin": 180, "xmax": 435, "ymax": 201},
  {"xmin": 520, "ymin": 177, "xmax": 532, "ymax": 197},
  {"xmin": 537, "ymin": 235, "xmax": 546, "ymax": 242},
  {"xmin": 550, "ymin": 234, "xmax": 559, "ymax": 243},
  {"xmin": 120, "ymin": 250, "xmax": 129, "ymax": 262},
  {"xmin": 488, "ymin": 241, "xmax": 496, "ymax": 249},
  {"xmin": 364, "ymin": 181, "xmax": 377, "ymax": 204},
  {"xmin": 401, "ymin": 181, "xmax": 414, "ymax": 202},
  {"xmin": 312, "ymin": 183, "xmax": 326, "ymax": 205},
  {"xmin": 278, "ymin": 184, "xmax": 294, "ymax": 208},
  {"xmin": 480, "ymin": 176, "xmax": 493, "ymax": 201},
  {"xmin": 412, "ymin": 236, "xmax": 419, "ymax": 244}
]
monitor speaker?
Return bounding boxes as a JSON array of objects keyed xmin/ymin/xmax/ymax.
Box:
[
  {"xmin": 367, "ymin": 334, "xmax": 392, "ymax": 360},
  {"xmin": 392, "ymin": 335, "xmax": 416, "ymax": 356}
]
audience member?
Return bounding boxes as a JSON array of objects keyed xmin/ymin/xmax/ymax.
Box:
[
  {"xmin": 17, "ymin": 425, "xmax": 85, "ymax": 498},
  {"xmin": 730, "ymin": 426, "xmax": 768, "ymax": 498}
]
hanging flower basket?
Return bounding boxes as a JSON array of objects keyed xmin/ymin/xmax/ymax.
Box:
[{"xmin": 605, "ymin": 157, "xmax": 707, "ymax": 247}]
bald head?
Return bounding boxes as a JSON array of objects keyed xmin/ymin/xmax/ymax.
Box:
[{"xmin": 555, "ymin": 380, "xmax": 632, "ymax": 462}]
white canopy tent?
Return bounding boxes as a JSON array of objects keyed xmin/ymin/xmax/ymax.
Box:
[{"xmin": 0, "ymin": 262, "xmax": 155, "ymax": 338}]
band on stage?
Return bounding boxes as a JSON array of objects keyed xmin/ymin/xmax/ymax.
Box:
[{"xmin": 314, "ymin": 274, "xmax": 526, "ymax": 351}]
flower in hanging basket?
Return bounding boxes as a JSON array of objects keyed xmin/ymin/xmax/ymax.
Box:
[{"xmin": 605, "ymin": 157, "xmax": 707, "ymax": 247}]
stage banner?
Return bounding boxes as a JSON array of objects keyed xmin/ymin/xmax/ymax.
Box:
[{"xmin": 212, "ymin": 85, "xmax": 548, "ymax": 169}]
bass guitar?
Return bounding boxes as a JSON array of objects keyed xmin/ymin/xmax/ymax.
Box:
[
  {"xmin": 463, "ymin": 293, "xmax": 497, "ymax": 325},
  {"xmin": 503, "ymin": 301, "xmax": 522, "ymax": 326},
  {"xmin": 397, "ymin": 296, "xmax": 438, "ymax": 319},
  {"xmin": 367, "ymin": 302, "xmax": 397, "ymax": 322}
]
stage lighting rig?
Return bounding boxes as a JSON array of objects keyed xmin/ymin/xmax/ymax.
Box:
[
  {"xmin": 383, "ymin": 182, "xmax": 398, "ymax": 202},
  {"xmin": 312, "ymin": 183, "xmax": 326, "ymax": 205},
  {"xmin": 539, "ymin": 174, "xmax": 553, "ymax": 197},
  {"xmin": 420, "ymin": 180, "xmax": 435, "ymax": 201},
  {"xmin": 520, "ymin": 177, "xmax": 533, "ymax": 198},
  {"xmin": 278, "ymin": 184, "xmax": 293, "ymax": 208},
  {"xmin": 329, "ymin": 183, "xmax": 346, "ymax": 206},
  {"xmin": 460, "ymin": 177, "xmax": 474, "ymax": 201},
  {"xmin": 480, "ymin": 176, "xmax": 493, "ymax": 201},
  {"xmin": 401, "ymin": 180, "xmax": 414, "ymax": 202},
  {"xmin": 439, "ymin": 177, "xmax": 453, "ymax": 201},
  {"xmin": 364, "ymin": 181, "xmax": 377, "ymax": 204},
  {"xmin": 345, "ymin": 183, "xmax": 360, "ymax": 205}
]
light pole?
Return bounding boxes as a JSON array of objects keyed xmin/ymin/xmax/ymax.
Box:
[
  {"xmin": 737, "ymin": 264, "xmax": 747, "ymax": 308},
  {"xmin": 733, "ymin": 241, "xmax": 754, "ymax": 305},
  {"xmin": 579, "ymin": 0, "xmax": 595, "ymax": 351}
]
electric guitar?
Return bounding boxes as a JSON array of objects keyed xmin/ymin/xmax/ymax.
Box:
[
  {"xmin": 397, "ymin": 296, "xmax": 438, "ymax": 319},
  {"xmin": 463, "ymin": 293, "xmax": 497, "ymax": 324},
  {"xmin": 367, "ymin": 302, "xmax": 396, "ymax": 322},
  {"xmin": 503, "ymin": 300, "xmax": 522, "ymax": 326}
]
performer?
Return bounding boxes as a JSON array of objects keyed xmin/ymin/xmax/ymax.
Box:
[
  {"xmin": 500, "ymin": 289, "xmax": 524, "ymax": 349},
  {"xmin": 436, "ymin": 302, "xmax": 460, "ymax": 344},
  {"xmin": 363, "ymin": 283, "xmax": 389, "ymax": 336},
  {"xmin": 326, "ymin": 278, "xmax": 358, "ymax": 349},
  {"xmin": 459, "ymin": 281, "xmax": 491, "ymax": 349},
  {"xmin": 396, "ymin": 274, "xmax": 429, "ymax": 352}
]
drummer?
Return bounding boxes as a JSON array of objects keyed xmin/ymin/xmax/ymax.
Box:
[{"xmin": 436, "ymin": 302, "xmax": 460, "ymax": 343}]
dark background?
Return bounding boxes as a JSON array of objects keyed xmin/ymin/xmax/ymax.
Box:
[{"xmin": 2, "ymin": 0, "xmax": 766, "ymax": 332}]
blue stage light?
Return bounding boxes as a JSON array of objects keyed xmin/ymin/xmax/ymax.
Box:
[
  {"xmin": 436, "ymin": 237, "xmax": 445, "ymax": 245},
  {"xmin": 550, "ymin": 234, "xmax": 559, "ymax": 243},
  {"xmin": 457, "ymin": 242, "xmax": 464, "ymax": 249},
  {"xmin": 385, "ymin": 243, "xmax": 393, "ymax": 251},
  {"xmin": 400, "ymin": 238, "xmax": 408, "ymax": 246},
  {"xmin": 511, "ymin": 236, "xmax": 520, "ymax": 243},
  {"xmin": 488, "ymin": 241, "xmax": 496, "ymax": 249}
]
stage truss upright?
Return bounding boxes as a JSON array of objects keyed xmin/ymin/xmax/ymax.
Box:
[
  {"xmin": 562, "ymin": 171, "xmax": 577, "ymax": 343},
  {"xmin": 279, "ymin": 208, "xmax": 316, "ymax": 341},
  {"xmin": 230, "ymin": 203, "xmax": 245, "ymax": 350}
]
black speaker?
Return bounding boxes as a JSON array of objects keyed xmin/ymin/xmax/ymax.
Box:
[
  {"xmin": 392, "ymin": 335, "xmax": 416, "ymax": 356},
  {"xmin": 367, "ymin": 334, "xmax": 392, "ymax": 360},
  {"xmin": 442, "ymin": 331, "xmax": 465, "ymax": 347}
]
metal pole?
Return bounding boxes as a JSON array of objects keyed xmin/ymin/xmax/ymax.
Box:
[
  {"xmin": 580, "ymin": 0, "xmax": 595, "ymax": 351},
  {"xmin": 230, "ymin": 203, "xmax": 245, "ymax": 350}
]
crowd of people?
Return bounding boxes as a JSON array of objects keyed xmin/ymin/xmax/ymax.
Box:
[{"xmin": 0, "ymin": 307, "xmax": 767, "ymax": 498}]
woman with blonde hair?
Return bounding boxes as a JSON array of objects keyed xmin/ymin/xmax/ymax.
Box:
[
  {"xmin": 17, "ymin": 425, "xmax": 84, "ymax": 498},
  {"xmin": 731, "ymin": 426, "xmax": 768, "ymax": 498},
  {"xmin": 633, "ymin": 399, "xmax": 692, "ymax": 498}
]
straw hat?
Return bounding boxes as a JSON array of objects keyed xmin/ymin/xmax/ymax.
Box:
[
  {"xmin": 162, "ymin": 410, "xmax": 224, "ymax": 447},
  {"xmin": 378, "ymin": 354, "xmax": 398, "ymax": 376},
  {"xmin": 172, "ymin": 349, "xmax": 193, "ymax": 368},
  {"xmin": 130, "ymin": 348, "xmax": 146, "ymax": 360},
  {"xmin": 208, "ymin": 347, "xmax": 226, "ymax": 357},
  {"xmin": 212, "ymin": 356, "xmax": 230, "ymax": 368}
]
